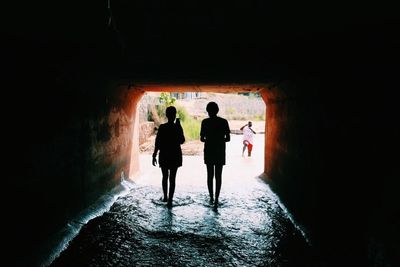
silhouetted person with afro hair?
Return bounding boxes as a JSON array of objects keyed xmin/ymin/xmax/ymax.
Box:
[{"xmin": 200, "ymin": 102, "xmax": 230, "ymax": 208}]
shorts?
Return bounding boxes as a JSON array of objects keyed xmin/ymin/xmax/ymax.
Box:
[{"xmin": 243, "ymin": 140, "xmax": 253, "ymax": 151}]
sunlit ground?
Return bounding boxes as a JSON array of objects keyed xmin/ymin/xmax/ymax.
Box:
[
  {"xmin": 49, "ymin": 133, "xmax": 316, "ymax": 267},
  {"xmin": 137, "ymin": 134, "xmax": 265, "ymax": 191}
]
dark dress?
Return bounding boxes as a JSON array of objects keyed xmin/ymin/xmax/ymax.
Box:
[
  {"xmin": 155, "ymin": 122, "xmax": 185, "ymax": 168},
  {"xmin": 200, "ymin": 117, "xmax": 230, "ymax": 165}
]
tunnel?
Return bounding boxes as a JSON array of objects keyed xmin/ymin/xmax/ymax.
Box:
[{"xmin": 3, "ymin": 1, "xmax": 399, "ymax": 266}]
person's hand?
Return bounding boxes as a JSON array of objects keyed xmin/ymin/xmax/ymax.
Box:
[{"xmin": 152, "ymin": 155, "xmax": 157, "ymax": 166}]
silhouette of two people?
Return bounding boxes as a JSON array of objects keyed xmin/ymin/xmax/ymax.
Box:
[
  {"xmin": 153, "ymin": 102, "xmax": 230, "ymax": 209},
  {"xmin": 152, "ymin": 106, "xmax": 185, "ymax": 208}
]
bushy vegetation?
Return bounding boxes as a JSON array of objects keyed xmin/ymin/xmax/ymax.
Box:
[
  {"xmin": 148, "ymin": 95, "xmax": 201, "ymax": 141},
  {"xmin": 158, "ymin": 92, "xmax": 176, "ymax": 106},
  {"xmin": 177, "ymin": 105, "xmax": 201, "ymax": 141},
  {"xmin": 176, "ymin": 106, "xmax": 187, "ymax": 122},
  {"xmin": 181, "ymin": 115, "xmax": 201, "ymax": 141},
  {"xmin": 142, "ymin": 92, "xmax": 264, "ymax": 141}
]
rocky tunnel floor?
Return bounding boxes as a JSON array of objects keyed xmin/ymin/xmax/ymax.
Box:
[
  {"xmin": 50, "ymin": 182, "xmax": 318, "ymax": 267},
  {"xmin": 50, "ymin": 135, "xmax": 320, "ymax": 266}
]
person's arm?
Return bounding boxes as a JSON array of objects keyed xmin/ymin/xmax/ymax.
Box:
[
  {"xmin": 152, "ymin": 149, "xmax": 158, "ymax": 166},
  {"xmin": 200, "ymin": 120, "xmax": 206, "ymax": 142},
  {"xmin": 224, "ymin": 120, "xmax": 231, "ymax": 142},
  {"xmin": 176, "ymin": 119, "xmax": 185, "ymax": 144},
  {"xmin": 152, "ymin": 126, "xmax": 161, "ymax": 166},
  {"xmin": 240, "ymin": 123, "xmax": 248, "ymax": 131},
  {"xmin": 250, "ymin": 127, "xmax": 256, "ymax": 134},
  {"xmin": 179, "ymin": 131, "xmax": 185, "ymax": 144}
]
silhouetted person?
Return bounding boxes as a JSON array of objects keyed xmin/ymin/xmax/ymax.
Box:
[
  {"xmin": 152, "ymin": 106, "xmax": 185, "ymax": 208},
  {"xmin": 240, "ymin": 121, "xmax": 256, "ymax": 157},
  {"xmin": 200, "ymin": 102, "xmax": 230, "ymax": 208}
]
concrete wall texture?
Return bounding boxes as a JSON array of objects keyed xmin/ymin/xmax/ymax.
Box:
[{"xmin": 3, "ymin": 1, "xmax": 399, "ymax": 266}]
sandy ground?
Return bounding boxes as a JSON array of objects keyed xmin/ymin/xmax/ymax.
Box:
[
  {"xmin": 136, "ymin": 134, "xmax": 265, "ymax": 189},
  {"xmin": 140, "ymin": 120, "xmax": 265, "ymax": 155}
]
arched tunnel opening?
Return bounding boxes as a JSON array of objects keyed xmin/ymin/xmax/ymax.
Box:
[
  {"xmin": 4, "ymin": 1, "xmax": 399, "ymax": 266},
  {"xmin": 127, "ymin": 85, "xmax": 269, "ymax": 182},
  {"xmin": 132, "ymin": 89, "xmax": 267, "ymax": 212}
]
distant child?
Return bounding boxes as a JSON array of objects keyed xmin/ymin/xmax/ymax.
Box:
[{"xmin": 240, "ymin": 121, "xmax": 256, "ymax": 157}]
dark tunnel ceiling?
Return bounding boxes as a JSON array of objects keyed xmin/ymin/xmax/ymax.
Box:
[
  {"xmin": 5, "ymin": 1, "xmax": 398, "ymax": 44},
  {"xmin": 3, "ymin": 1, "xmax": 399, "ymax": 81}
]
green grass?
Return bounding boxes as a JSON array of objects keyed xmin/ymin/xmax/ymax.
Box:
[
  {"xmin": 154, "ymin": 104, "xmax": 201, "ymax": 141},
  {"xmin": 181, "ymin": 117, "xmax": 201, "ymax": 141},
  {"xmin": 177, "ymin": 105, "xmax": 200, "ymax": 141}
]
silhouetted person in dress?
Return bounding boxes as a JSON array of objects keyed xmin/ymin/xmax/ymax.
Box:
[
  {"xmin": 200, "ymin": 102, "xmax": 230, "ymax": 208},
  {"xmin": 152, "ymin": 106, "xmax": 185, "ymax": 208}
]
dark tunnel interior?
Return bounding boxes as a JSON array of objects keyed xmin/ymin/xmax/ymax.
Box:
[{"xmin": 2, "ymin": 1, "xmax": 400, "ymax": 266}]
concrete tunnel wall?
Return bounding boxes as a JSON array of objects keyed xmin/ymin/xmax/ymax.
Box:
[
  {"xmin": 35, "ymin": 78, "xmax": 398, "ymax": 267},
  {"xmin": 260, "ymin": 76, "xmax": 400, "ymax": 266},
  {"xmin": 7, "ymin": 79, "xmax": 304, "ymax": 256},
  {"xmin": 5, "ymin": 73, "xmax": 400, "ymax": 266},
  {"xmin": 6, "ymin": 80, "xmax": 145, "ymax": 255}
]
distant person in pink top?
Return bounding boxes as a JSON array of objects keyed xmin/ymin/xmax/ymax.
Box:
[{"xmin": 240, "ymin": 121, "xmax": 256, "ymax": 157}]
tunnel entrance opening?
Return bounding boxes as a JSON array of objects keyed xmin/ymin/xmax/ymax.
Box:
[{"xmin": 126, "ymin": 85, "xmax": 269, "ymax": 189}]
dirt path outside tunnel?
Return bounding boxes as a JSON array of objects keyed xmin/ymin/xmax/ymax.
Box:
[
  {"xmin": 137, "ymin": 134, "xmax": 265, "ymax": 188},
  {"xmin": 140, "ymin": 120, "xmax": 265, "ymax": 156}
]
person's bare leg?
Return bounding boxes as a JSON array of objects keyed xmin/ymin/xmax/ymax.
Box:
[
  {"xmin": 242, "ymin": 143, "xmax": 247, "ymax": 157},
  {"xmin": 167, "ymin": 167, "xmax": 177, "ymax": 207},
  {"xmin": 214, "ymin": 165, "xmax": 223, "ymax": 207},
  {"xmin": 161, "ymin": 167, "xmax": 168, "ymax": 202},
  {"xmin": 206, "ymin": 164, "xmax": 214, "ymax": 203}
]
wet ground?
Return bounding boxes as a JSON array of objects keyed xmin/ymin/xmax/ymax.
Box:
[{"xmin": 50, "ymin": 135, "xmax": 319, "ymax": 266}]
